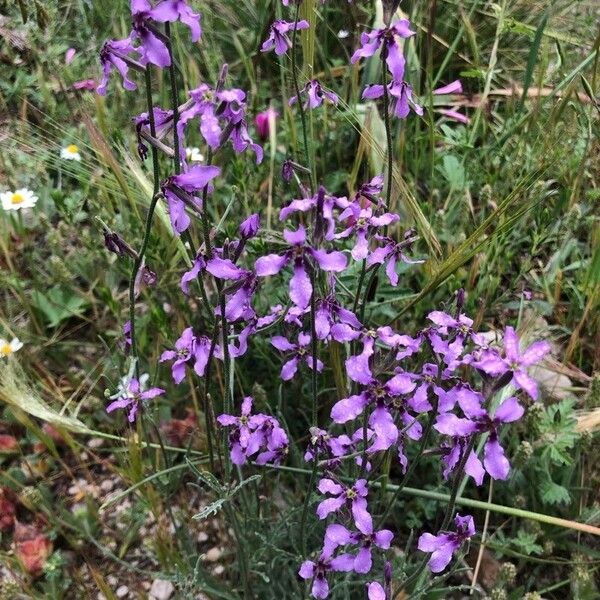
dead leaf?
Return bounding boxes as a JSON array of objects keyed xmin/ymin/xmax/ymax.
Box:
[{"xmin": 13, "ymin": 520, "xmax": 52, "ymax": 576}]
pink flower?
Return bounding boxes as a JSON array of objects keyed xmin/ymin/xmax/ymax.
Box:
[{"xmin": 255, "ymin": 107, "xmax": 279, "ymax": 140}]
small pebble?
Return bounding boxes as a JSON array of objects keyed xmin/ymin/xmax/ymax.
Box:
[
  {"xmin": 149, "ymin": 579, "xmax": 175, "ymax": 600},
  {"xmin": 204, "ymin": 547, "xmax": 222, "ymax": 562},
  {"xmin": 116, "ymin": 585, "xmax": 129, "ymax": 598}
]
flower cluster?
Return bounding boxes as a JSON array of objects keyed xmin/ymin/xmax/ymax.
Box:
[
  {"xmin": 217, "ymin": 397, "xmax": 289, "ymax": 465},
  {"xmin": 95, "ymin": 3, "xmax": 549, "ymax": 596}
]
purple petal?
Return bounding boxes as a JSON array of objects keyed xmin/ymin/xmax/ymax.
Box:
[
  {"xmin": 289, "ymin": 262, "xmax": 312, "ymax": 309},
  {"xmin": 352, "ymin": 496, "xmax": 373, "ymax": 535},
  {"xmin": 317, "ymin": 478, "xmax": 344, "ymax": 495},
  {"xmin": 281, "ymin": 357, "xmax": 299, "ymax": 381},
  {"xmin": 310, "ymin": 249, "xmax": 348, "ymax": 272},
  {"xmin": 494, "ymin": 396, "xmax": 524, "ymax": 423},
  {"xmin": 354, "ymin": 547, "xmax": 372, "ymax": 574},
  {"xmin": 316, "ymin": 496, "xmax": 345, "ymax": 519},
  {"xmin": 255, "ymin": 253, "xmax": 289, "ymax": 276},
  {"xmin": 206, "ymin": 257, "xmax": 245, "ymax": 280},
  {"xmin": 503, "ymin": 326, "xmax": 520, "ymax": 362},
  {"xmin": 484, "ymin": 437, "xmax": 510, "ymax": 480},
  {"xmin": 271, "ymin": 335, "xmax": 296, "ymax": 352},
  {"xmin": 521, "ymin": 340, "xmax": 551, "ymax": 367},
  {"xmin": 367, "ymin": 582, "xmax": 386, "ymax": 600},
  {"xmin": 331, "ymin": 393, "xmax": 369, "ymax": 423}
]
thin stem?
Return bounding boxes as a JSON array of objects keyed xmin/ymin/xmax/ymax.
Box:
[
  {"xmin": 381, "ymin": 54, "xmax": 393, "ymax": 209},
  {"xmin": 164, "ymin": 23, "xmax": 181, "ymax": 176},
  {"xmin": 291, "ymin": 0, "xmax": 314, "ymax": 191},
  {"xmin": 376, "ymin": 400, "xmax": 438, "ymax": 528},
  {"xmin": 201, "ymin": 148, "xmax": 214, "ymax": 256},
  {"xmin": 220, "ymin": 291, "xmax": 232, "ymax": 478},
  {"xmin": 402, "ymin": 435, "xmax": 478, "ymax": 590},
  {"xmin": 129, "ymin": 67, "xmax": 161, "ymax": 379}
]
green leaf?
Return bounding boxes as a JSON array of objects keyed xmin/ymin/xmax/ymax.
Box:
[
  {"xmin": 30, "ymin": 285, "xmax": 89, "ymax": 328},
  {"xmin": 540, "ymin": 479, "xmax": 571, "ymax": 506}
]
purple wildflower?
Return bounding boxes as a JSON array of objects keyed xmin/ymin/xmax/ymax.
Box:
[
  {"xmin": 435, "ymin": 395, "xmax": 525, "ymax": 482},
  {"xmin": 417, "ymin": 514, "xmax": 475, "ymax": 573},
  {"xmin": 299, "ymin": 535, "xmax": 355, "ymax": 599},
  {"xmin": 254, "ymin": 225, "xmax": 347, "ymax": 309},
  {"xmin": 131, "ymin": 0, "xmax": 171, "ymax": 68},
  {"xmin": 366, "ymin": 231, "xmax": 423, "ymax": 286},
  {"xmin": 363, "ymin": 80, "xmax": 423, "ymax": 119},
  {"xmin": 473, "ymin": 326, "xmax": 550, "ymax": 400},
  {"xmin": 160, "ymin": 327, "xmax": 214, "ymax": 383},
  {"xmin": 336, "ymin": 203, "xmax": 400, "ymax": 261},
  {"xmin": 106, "ymin": 378, "xmax": 164, "ymax": 422},
  {"xmin": 149, "ymin": 0, "xmax": 202, "ymax": 42},
  {"xmin": 271, "ymin": 332, "xmax": 323, "ymax": 380},
  {"xmin": 217, "ymin": 396, "xmax": 288, "ymax": 465},
  {"xmin": 316, "ymin": 478, "xmax": 372, "ymax": 534},
  {"xmin": 289, "ymin": 79, "xmax": 338, "ymax": 109},
  {"xmin": 351, "ymin": 19, "xmax": 415, "ymax": 81},
  {"xmin": 97, "ymin": 37, "xmax": 140, "ymax": 96},
  {"xmin": 324, "ymin": 522, "xmax": 394, "ymax": 574},
  {"xmin": 261, "ymin": 19, "xmax": 309, "ymax": 56}
]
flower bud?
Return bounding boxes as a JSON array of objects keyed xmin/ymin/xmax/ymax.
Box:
[
  {"xmin": 382, "ymin": 0, "xmax": 401, "ymax": 26},
  {"xmin": 240, "ymin": 213, "xmax": 260, "ymax": 239}
]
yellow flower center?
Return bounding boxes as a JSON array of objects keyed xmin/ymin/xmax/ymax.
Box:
[
  {"xmin": 11, "ymin": 193, "xmax": 24, "ymax": 205},
  {"xmin": 67, "ymin": 144, "xmax": 79, "ymax": 154},
  {"xmin": 1, "ymin": 343, "xmax": 12, "ymax": 356}
]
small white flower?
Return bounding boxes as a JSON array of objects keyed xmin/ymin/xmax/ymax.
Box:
[
  {"xmin": 185, "ymin": 147, "xmax": 204, "ymax": 162},
  {"xmin": 0, "ymin": 189, "xmax": 38, "ymax": 212},
  {"xmin": 338, "ymin": 30, "xmax": 350, "ymax": 39},
  {"xmin": 0, "ymin": 337, "xmax": 23, "ymax": 358},
  {"xmin": 60, "ymin": 144, "xmax": 81, "ymax": 161}
]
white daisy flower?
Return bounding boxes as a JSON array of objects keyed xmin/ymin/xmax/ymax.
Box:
[
  {"xmin": 0, "ymin": 337, "xmax": 23, "ymax": 358},
  {"xmin": 185, "ymin": 147, "xmax": 204, "ymax": 162},
  {"xmin": 0, "ymin": 189, "xmax": 38, "ymax": 212},
  {"xmin": 60, "ymin": 144, "xmax": 81, "ymax": 161}
]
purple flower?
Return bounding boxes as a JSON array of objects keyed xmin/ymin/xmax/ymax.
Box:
[
  {"xmin": 473, "ymin": 326, "xmax": 550, "ymax": 400},
  {"xmin": 217, "ymin": 396, "xmax": 288, "ymax": 465},
  {"xmin": 160, "ymin": 165, "xmax": 221, "ymax": 235},
  {"xmin": 336, "ymin": 203, "xmax": 400, "ymax": 261},
  {"xmin": 178, "ymin": 83, "xmax": 262, "ymax": 162},
  {"xmin": 261, "ymin": 19, "xmax": 309, "ymax": 56},
  {"xmin": 271, "ymin": 332, "xmax": 323, "ymax": 381},
  {"xmin": 435, "ymin": 396, "xmax": 524, "ymax": 483},
  {"xmin": 331, "ymin": 373, "xmax": 415, "ymax": 423},
  {"xmin": 316, "ymin": 478, "xmax": 372, "ymax": 533},
  {"xmin": 314, "ymin": 286, "xmax": 361, "ymax": 340},
  {"xmin": 366, "ymin": 231, "xmax": 423, "ymax": 286},
  {"xmin": 289, "ymin": 79, "xmax": 338, "ymax": 109},
  {"xmin": 106, "ymin": 378, "xmax": 164, "ymax": 422},
  {"xmin": 299, "ymin": 535, "xmax": 355, "ymax": 599},
  {"xmin": 97, "ymin": 37, "xmax": 140, "ymax": 96},
  {"xmin": 363, "ymin": 79, "xmax": 423, "ymax": 119},
  {"xmin": 304, "ymin": 427, "xmax": 353, "ymax": 465},
  {"xmin": 160, "ymin": 327, "xmax": 214, "ymax": 383},
  {"xmin": 255, "ymin": 107, "xmax": 278, "ymax": 140},
  {"xmin": 279, "ymin": 186, "xmax": 348, "ymax": 243},
  {"xmin": 131, "ymin": 0, "xmax": 171, "ymax": 68},
  {"xmin": 255, "ymin": 225, "xmax": 347, "ymax": 309},
  {"xmin": 149, "ymin": 0, "xmax": 202, "ymax": 42},
  {"xmin": 351, "ymin": 20, "xmax": 415, "ymax": 81},
  {"xmin": 417, "ymin": 514, "xmax": 475, "ymax": 573},
  {"xmin": 324, "ymin": 522, "xmax": 394, "ymax": 574}
]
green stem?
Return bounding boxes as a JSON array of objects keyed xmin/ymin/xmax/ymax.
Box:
[
  {"xmin": 291, "ymin": 0, "xmax": 314, "ymax": 191},
  {"xmin": 376, "ymin": 400, "xmax": 438, "ymax": 528},
  {"xmin": 381, "ymin": 54, "xmax": 393, "ymax": 209},
  {"xmin": 129, "ymin": 67, "xmax": 161, "ymax": 379}
]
